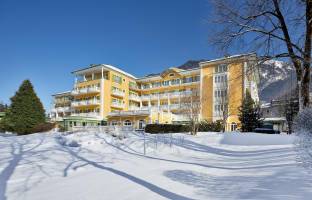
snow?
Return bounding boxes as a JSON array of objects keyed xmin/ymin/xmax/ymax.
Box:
[
  {"xmin": 0, "ymin": 131, "xmax": 311, "ymax": 200},
  {"xmin": 220, "ymin": 132, "xmax": 295, "ymax": 146}
]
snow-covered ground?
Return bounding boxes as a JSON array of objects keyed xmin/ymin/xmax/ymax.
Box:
[{"xmin": 0, "ymin": 131, "xmax": 311, "ymax": 200}]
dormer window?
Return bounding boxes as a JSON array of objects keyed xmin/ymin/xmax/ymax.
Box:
[{"xmin": 169, "ymin": 73, "xmax": 175, "ymax": 77}]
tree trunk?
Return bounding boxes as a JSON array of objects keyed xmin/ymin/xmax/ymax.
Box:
[{"xmin": 302, "ymin": 0, "xmax": 312, "ymax": 108}]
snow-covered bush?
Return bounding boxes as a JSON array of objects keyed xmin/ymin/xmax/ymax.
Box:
[
  {"xmin": 294, "ymin": 108, "xmax": 312, "ymax": 169},
  {"xmin": 56, "ymin": 135, "xmax": 80, "ymax": 147}
]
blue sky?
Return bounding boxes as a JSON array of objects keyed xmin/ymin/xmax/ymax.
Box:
[{"xmin": 0, "ymin": 0, "xmax": 228, "ymax": 111}]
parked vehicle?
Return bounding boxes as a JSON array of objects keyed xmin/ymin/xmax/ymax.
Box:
[{"xmin": 254, "ymin": 128, "xmax": 280, "ymax": 134}]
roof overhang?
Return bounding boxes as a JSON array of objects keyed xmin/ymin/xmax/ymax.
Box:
[
  {"xmin": 199, "ymin": 53, "xmax": 257, "ymax": 67},
  {"xmin": 72, "ymin": 64, "xmax": 137, "ymax": 79}
]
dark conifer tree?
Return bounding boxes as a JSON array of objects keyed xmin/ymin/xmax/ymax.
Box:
[
  {"xmin": 238, "ymin": 90, "xmax": 262, "ymax": 132},
  {"xmin": 4, "ymin": 80, "xmax": 45, "ymax": 134}
]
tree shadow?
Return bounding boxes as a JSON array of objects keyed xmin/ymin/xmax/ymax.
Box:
[
  {"xmin": 164, "ymin": 169, "xmax": 312, "ymax": 199},
  {"xmin": 0, "ymin": 134, "xmax": 47, "ymax": 200},
  {"xmin": 55, "ymin": 136, "xmax": 196, "ymax": 200},
  {"xmin": 95, "ymin": 133, "xmax": 296, "ymax": 170}
]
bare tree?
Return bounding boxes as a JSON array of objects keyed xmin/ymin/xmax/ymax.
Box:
[
  {"xmin": 210, "ymin": 0, "xmax": 312, "ymax": 110},
  {"xmin": 180, "ymin": 88, "xmax": 201, "ymax": 135}
]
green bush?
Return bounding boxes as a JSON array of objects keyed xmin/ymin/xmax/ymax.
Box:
[
  {"xmin": 145, "ymin": 124, "xmax": 190, "ymax": 134},
  {"xmin": 198, "ymin": 120, "xmax": 222, "ymax": 132},
  {"xmin": 31, "ymin": 122, "xmax": 55, "ymax": 133}
]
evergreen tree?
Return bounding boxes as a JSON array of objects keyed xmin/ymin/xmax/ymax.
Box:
[
  {"xmin": 238, "ymin": 90, "xmax": 262, "ymax": 132},
  {"xmin": 4, "ymin": 80, "xmax": 45, "ymax": 134},
  {"xmin": 0, "ymin": 102, "xmax": 8, "ymax": 112}
]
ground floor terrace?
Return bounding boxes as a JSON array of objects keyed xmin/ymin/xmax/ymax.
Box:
[{"xmin": 57, "ymin": 111, "xmax": 242, "ymax": 132}]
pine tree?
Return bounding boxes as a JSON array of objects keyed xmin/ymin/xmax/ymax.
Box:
[
  {"xmin": 238, "ymin": 90, "xmax": 262, "ymax": 132},
  {"xmin": 0, "ymin": 102, "xmax": 7, "ymax": 112},
  {"xmin": 4, "ymin": 80, "xmax": 46, "ymax": 134}
]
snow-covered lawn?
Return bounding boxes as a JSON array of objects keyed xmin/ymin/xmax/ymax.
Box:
[{"xmin": 0, "ymin": 131, "xmax": 311, "ymax": 200}]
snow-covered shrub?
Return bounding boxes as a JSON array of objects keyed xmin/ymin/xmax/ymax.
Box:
[
  {"xmin": 67, "ymin": 140, "xmax": 80, "ymax": 147},
  {"xmin": 56, "ymin": 135, "xmax": 80, "ymax": 147},
  {"xmin": 294, "ymin": 108, "xmax": 312, "ymax": 169}
]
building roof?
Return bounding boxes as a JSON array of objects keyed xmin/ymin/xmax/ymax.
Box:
[
  {"xmin": 199, "ymin": 53, "xmax": 257, "ymax": 66},
  {"xmin": 52, "ymin": 91, "xmax": 72, "ymax": 97},
  {"xmin": 72, "ymin": 64, "xmax": 137, "ymax": 79}
]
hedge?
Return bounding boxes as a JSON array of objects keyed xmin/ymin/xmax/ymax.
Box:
[
  {"xmin": 198, "ymin": 120, "xmax": 222, "ymax": 132},
  {"xmin": 145, "ymin": 120, "xmax": 222, "ymax": 134},
  {"xmin": 31, "ymin": 122, "xmax": 55, "ymax": 133},
  {"xmin": 145, "ymin": 124, "xmax": 190, "ymax": 134}
]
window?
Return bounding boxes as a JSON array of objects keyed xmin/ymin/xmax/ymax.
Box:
[
  {"xmin": 162, "ymin": 80, "xmax": 170, "ymax": 86},
  {"xmin": 113, "ymin": 75, "xmax": 122, "ymax": 84},
  {"xmin": 142, "ymin": 84, "xmax": 150, "ymax": 89},
  {"xmin": 152, "ymin": 82, "xmax": 161, "ymax": 88},
  {"xmin": 214, "ymin": 75, "xmax": 227, "ymax": 83},
  {"xmin": 231, "ymin": 122, "xmax": 237, "ymax": 131},
  {"xmin": 129, "ymin": 81, "xmax": 137, "ymax": 88},
  {"xmin": 111, "ymin": 121, "xmax": 118, "ymax": 126},
  {"xmin": 171, "ymin": 79, "xmax": 180, "ymax": 85},
  {"xmin": 123, "ymin": 120, "xmax": 132, "ymax": 126},
  {"xmin": 169, "ymin": 73, "xmax": 175, "ymax": 77},
  {"xmin": 215, "ymin": 64, "xmax": 228, "ymax": 73}
]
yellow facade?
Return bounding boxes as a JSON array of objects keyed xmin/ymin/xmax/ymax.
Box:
[
  {"xmin": 200, "ymin": 54, "xmax": 258, "ymax": 131},
  {"xmin": 52, "ymin": 54, "xmax": 259, "ymax": 131}
]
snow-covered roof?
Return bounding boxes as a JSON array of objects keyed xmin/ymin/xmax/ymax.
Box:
[
  {"xmin": 199, "ymin": 53, "xmax": 257, "ymax": 66},
  {"xmin": 137, "ymin": 67, "xmax": 199, "ymax": 81},
  {"xmin": 52, "ymin": 91, "xmax": 72, "ymax": 96},
  {"xmin": 72, "ymin": 64, "xmax": 137, "ymax": 79},
  {"xmin": 263, "ymin": 117, "xmax": 286, "ymax": 122}
]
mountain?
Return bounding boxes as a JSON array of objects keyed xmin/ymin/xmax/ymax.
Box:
[
  {"xmin": 258, "ymin": 60, "xmax": 297, "ymax": 102},
  {"xmin": 178, "ymin": 60, "xmax": 207, "ymax": 70},
  {"xmin": 177, "ymin": 59, "xmax": 300, "ymax": 103}
]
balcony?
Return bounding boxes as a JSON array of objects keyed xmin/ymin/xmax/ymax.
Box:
[
  {"xmin": 56, "ymin": 106, "xmax": 72, "ymax": 113},
  {"xmin": 72, "ymin": 87, "xmax": 100, "ymax": 95},
  {"xmin": 129, "ymin": 106, "xmax": 140, "ymax": 110},
  {"xmin": 111, "ymin": 102, "xmax": 124, "ymax": 109},
  {"xmin": 72, "ymin": 100, "xmax": 100, "ymax": 107},
  {"xmin": 108, "ymin": 109, "xmax": 150, "ymax": 117},
  {"xmin": 141, "ymin": 106, "xmax": 149, "ymax": 110},
  {"xmin": 169, "ymin": 92, "xmax": 181, "ymax": 98},
  {"xmin": 71, "ymin": 112, "xmax": 101, "ymax": 118},
  {"xmin": 141, "ymin": 95, "xmax": 150, "ymax": 101},
  {"xmin": 159, "ymin": 93, "xmax": 168, "ymax": 99},
  {"xmin": 129, "ymin": 84, "xmax": 140, "ymax": 91},
  {"xmin": 159, "ymin": 105, "xmax": 169, "ymax": 110},
  {"xmin": 111, "ymin": 90, "xmax": 125, "ymax": 97},
  {"xmin": 129, "ymin": 94, "xmax": 141, "ymax": 102},
  {"xmin": 170, "ymin": 104, "xmax": 180, "ymax": 110},
  {"xmin": 150, "ymin": 94, "xmax": 159, "ymax": 100}
]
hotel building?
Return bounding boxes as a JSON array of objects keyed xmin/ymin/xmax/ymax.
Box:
[{"xmin": 51, "ymin": 53, "xmax": 259, "ymax": 131}]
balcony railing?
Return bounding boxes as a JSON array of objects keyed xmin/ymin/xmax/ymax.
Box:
[
  {"xmin": 129, "ymin": 106, "xmax": 140, "ymax": 110},
  {"xmin": 72, "ymin": 87, "xmax": 100, "ymax": 95},
  {"xmin": 111, "ymin": 102, "xmax": 124, "ymax": 108},
  {"xmin": 141, "ymin": 95, "xmax": 150, "ymax": 101},
  {"xmin": 108, "ymin": 109, "xmax": 150, "ymax": 117},
  {"xmin": 72, "ymin": 100, "xmax": 100, "ymax": 107},
  {"xmin": 141, "ymin": 106, "xmax": 149, "ymax": 109},
  {"xmin": 129, "ymin": 84, "xmax": 140, "ymax": 90},
  {"xmin": 56, "ymin": 106, "xmax": 72, "ymax": 112},
  {"xmin": 169, "ymin": 104, "xmax": 180, "ymax": 110},
  {"xmin": 129, "ymin": 95, "xmax": 141, "ymax": 102},
  {"xmin": 71, "ymin": 113, "xmax": 100, "ymax": 118},
  {"xmin": 111, "ymin": 90, "xmax": 125, "ymax": 97}
]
